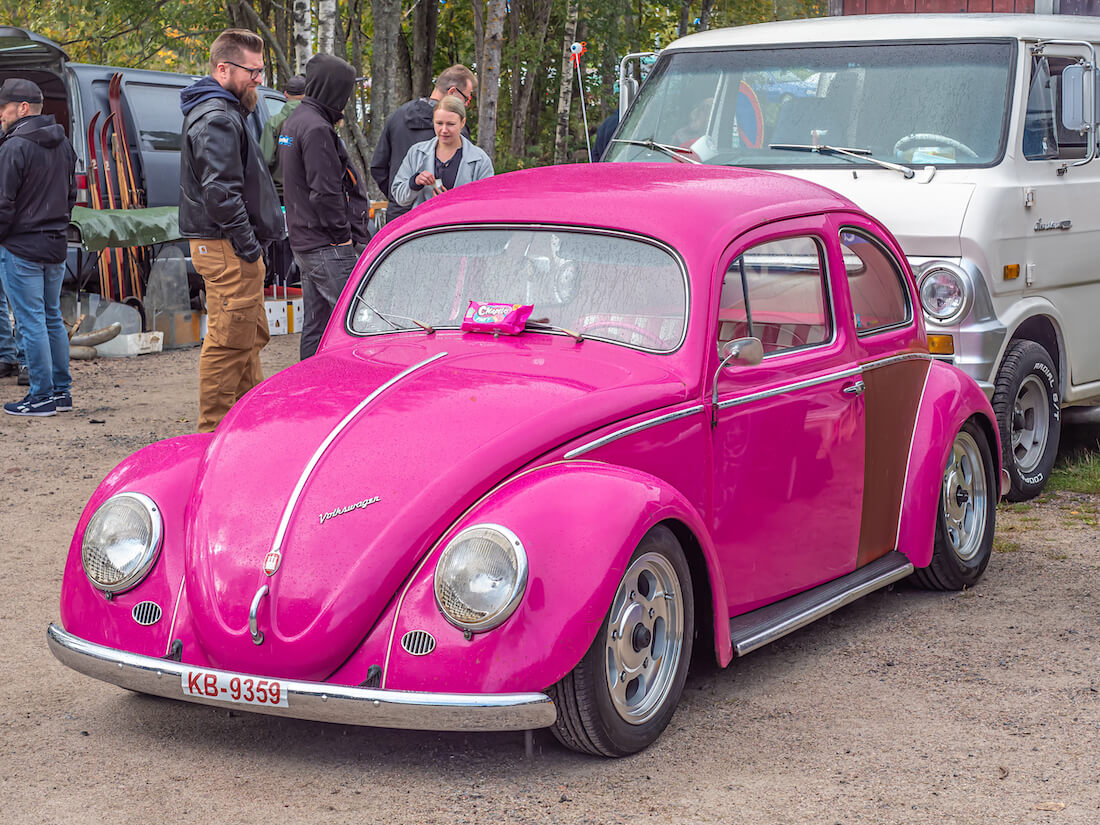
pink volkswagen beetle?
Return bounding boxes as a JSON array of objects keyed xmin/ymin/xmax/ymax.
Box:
[{"xmin": 49, "ymin": 164, "xmax": 1005, "ymax": 757}]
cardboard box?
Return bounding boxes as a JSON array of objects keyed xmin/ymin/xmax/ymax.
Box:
[
  {"xmin": 265, "ymin": 300, "xmax": 287, "ymax": 336},
  {"xmin": 96, "ymin": 331, "xmax": 164, "ymax": 358},
  {"xmin": 152, "ymin": 310, "xmax": 203, "ymax": 350},
  {"xmin": 286, "ymin": 298, "xmax": 304, "ymax": 333}
]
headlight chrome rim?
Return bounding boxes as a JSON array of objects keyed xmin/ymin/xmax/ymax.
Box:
[
  {"xmin": 917, "ymin": 262, "xmax": 971, "ymax": 325},
  {"xmin": 81, "ymin": 492, "xmax": 163, "ymax": 594},
  {"xmin": 434, "ymin": 523, "xmax": 528, "ymax": 633}
]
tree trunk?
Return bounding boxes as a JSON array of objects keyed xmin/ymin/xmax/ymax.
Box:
[
  {"xmin": 553, "ymin": 0, "xmax": 579, "ymax": 165},
  {"xmin": 472, "ymin": 1, "xmax": 486, "ymax": 96},
  {"xmin": 291, "ymin": 0, "xmax": 313, "ymax": 73},
  {"xmin": 700, "ymin": 0, "xmax": 714, "ymax": 31},
  {"xmin": 476, "ymin": 0, "xmax": 505, "ymax": 157},
  {"xmin": 369, "ymin": 0, "xmax": 403, "ymax": 161},
  {"xmin": 235, "ymin": 1, "xmax": 292, "ymax": 83},
  {"xmin": 274, "ymin": 0, "xmax": 289, "ymax": 85},
  {"xmin": 509, "ymin": 0, "xmax": 553, "ymax": 158},
  {"xmin": 678, "ymin": 0, "xmax": 691, "ymax": 38},
  {"xmin": 318, "ymin": 0, "xmax": 337, "ymax": 55},
  {"xmin": 411, "ymin": 0, "xmax": 439, "ymax": 98}
]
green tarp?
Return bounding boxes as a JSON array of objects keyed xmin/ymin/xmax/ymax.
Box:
[{"xmin": 69, "ymin": 206, "xmax": 180, "ymax": 252}]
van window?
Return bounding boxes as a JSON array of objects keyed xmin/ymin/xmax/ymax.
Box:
[
  {"xmin": 1023, "ymin": 56, "xmax": 1088, "ymax": 161},
  {"xmin": 719, "ymin": 236, "xmax": 830, "ymax": 355},
  {"xmin": 124, "ymin": 82, "xmax": 187, "ymax": 151},
  {"xmin": 839, "ymin": 229, "xmax": 910, "ymax": 334}
]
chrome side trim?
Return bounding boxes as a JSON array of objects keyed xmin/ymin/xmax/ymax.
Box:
[
  {"xmin": 564, "ymin": 405, "xmax": 705, "ymax": 459},
  {"xmin": 269, "ymin": 352, "xmax": 448, "ymax": 558},
  {"xmin": 717, "ymin": 366, "xmax": 862, "ymax": 410},
  {"xmin": 859, "ymin": 352, "xmax": 932, "ymax": 372},
  {"xmin": 47, "ymin": 624, "xmax": 556, "ymax": 732},
  {"xmin": 730, "ymin": 551, "xmax": 914, "ymax": 656}
]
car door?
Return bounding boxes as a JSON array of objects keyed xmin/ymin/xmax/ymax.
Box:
[{"xmin": 709, "ymin": 217, "xmax": 865, "ymax": 616}]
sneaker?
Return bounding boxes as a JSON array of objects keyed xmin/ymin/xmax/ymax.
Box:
[
  {"xmin": 0, "ymin": 362, "xmax": 18, "ymax": 378},
  {"xmin": 53, "ymin": 392, "xmax": 73, "ymax": 412},
  {"xmin": 4, "ymin": 395, "xmax": 56, "ymax": 417},
  {"xmin": 17, "ymin": 364, "xmax": 29, "ymax": 386}
]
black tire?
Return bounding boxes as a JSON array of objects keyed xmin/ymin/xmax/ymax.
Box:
[
  {"xmin": 911, "ymin": 420, "xmax": 996, "ymax": 591},
  {"xmin": 548, "ymin": 525, "xmax": 694, "ymax": 757},
  {"xmin": 991, "ymin": 340, "xmax": 1060, "ymax": 502}
]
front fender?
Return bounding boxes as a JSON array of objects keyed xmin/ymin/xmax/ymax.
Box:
[
  {"xmin": 58, "ymin": 434, "xmax": 211, "ymax": 657},
  {"xmin": 896, "ymin": 362, "xmax": 1000, "ymax": 569},
  {"xmin": 373, "ymin": 460, "xmax": 726, "ymax": 694}
]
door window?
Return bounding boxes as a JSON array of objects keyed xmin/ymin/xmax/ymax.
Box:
[
  {"xmin": 1024, "ymin": 55, "xmax": 1089, "ymax": 161},
  {"xmin": 718, "ymin": 235, "xmax": 830, "ymax": 355},
  {"xmin": 124, "ymin": 82, "xmax": 187, "ymax": 151},
  {"xmin": 839, "ymin": 229, "xmax": 911, "ymax": 334}
]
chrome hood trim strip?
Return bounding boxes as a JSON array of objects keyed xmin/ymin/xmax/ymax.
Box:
[
  {"xmin": 268, "ymin": 352, "xmax": 448, "ymax": 558},
  {"xmin": 564, "ymin": 404, "xmax": 705, "ymax": 459},
  {"xmin": 47, "ymin": 624, "xmax": 555, "ymax": 732}
]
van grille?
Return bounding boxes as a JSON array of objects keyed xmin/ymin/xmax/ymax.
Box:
[{"xmin": 400, "ymin": 630, "xmax": 436, "ymax": 656}]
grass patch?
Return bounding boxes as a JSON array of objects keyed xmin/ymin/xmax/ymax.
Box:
[
  {"xmin": 994, "ymin": 536, "xmax": 1021, "ymax": 553},
  {"xmin": 1049, "ymin": 449, "xmax": 1100, "ymax": 494}
]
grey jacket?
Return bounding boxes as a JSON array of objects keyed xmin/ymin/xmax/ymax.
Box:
[{"xmin": 390, "ymin": 135, "xmax": 494, "ymax": 209}]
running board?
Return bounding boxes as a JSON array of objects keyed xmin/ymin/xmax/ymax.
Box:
[{"xmin": 729, "ymin": 550, "xmax": 914, "ymax": 657}]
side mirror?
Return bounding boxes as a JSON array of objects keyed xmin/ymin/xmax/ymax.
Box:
[
  {"xmin": 619, "ymin": 76, "xmax": 638, "ymax": 119},
  {"xmin": 720, "ymin": 337, "xmax": 763, "ymax": 367},
  {"xmin": 1061, "ymin": 64, "xmax": 1090, "ymax": 132}
]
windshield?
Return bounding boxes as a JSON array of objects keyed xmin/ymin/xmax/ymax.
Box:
[
  {"xmin": 606, "ymin": 40, "xmax": 1015, "ymax": 168},
  {"xmin": 348, "ymin": 228, "xmax": 688, "ymax": 352}
]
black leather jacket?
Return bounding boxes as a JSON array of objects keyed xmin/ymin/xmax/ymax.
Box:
[{"xmin": 179, "ymin": 96, "xmax": 284, "ymax": 262}]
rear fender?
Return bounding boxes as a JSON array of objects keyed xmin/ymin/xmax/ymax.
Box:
[
  {"xmin": 58, "ymin": 434, "xmax": 211, "ymax": 657},
  {"xmin": 896, "ymin": 362, "xmax": 1000, "ymax": 569},
  {"xmin": 377, "ymin": 461, "xmax": 728, "ymax": 694}
]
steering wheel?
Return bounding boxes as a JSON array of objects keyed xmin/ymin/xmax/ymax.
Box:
[
  {"xmin": 577, "ymin": 319, "xmax": 666, "ymax": 348},
  {"xmin": 893, "ymin": 132, "xmax": 979, "ymax": 160}
]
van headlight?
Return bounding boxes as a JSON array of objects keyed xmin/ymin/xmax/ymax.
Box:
[
  {"xmin": 81, "ymin": 492, "xmax": 163, "ymax": 594},
  {"xmin": 434, "ymin": 524, "xmax": 527, "ymax": 632},
  {"xmin": 918, "ymin": 263, "xmax": 971, "ymax": 323}
]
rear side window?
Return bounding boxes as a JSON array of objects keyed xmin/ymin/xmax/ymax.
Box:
[
  {"xmin": 719, "ymin": 235, "xmax": 831, "ymax": 355},
  {"xmin": 839, "ymin": 229, "xmax": 911, "ymax": 334},
  {"xmin": 124, "ymin": 82, "xmax": 186, "ymax": 151}
]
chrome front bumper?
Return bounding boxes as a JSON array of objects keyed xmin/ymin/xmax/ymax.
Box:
[{"xmin": 47, "ymin": 624, "xmax": 556, "ymax": 732}]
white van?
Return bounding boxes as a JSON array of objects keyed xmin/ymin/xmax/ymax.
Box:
[{"xmin": 607, "ymin": 13, "xmax": 1100, "ymax": 500}]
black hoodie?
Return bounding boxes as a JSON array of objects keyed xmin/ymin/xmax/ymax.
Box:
[
  {"xmin": 279, "ymin": 54, "xmax": 370, "ymax": 252},
  {"xmin": 0, "ymin": 113, "xmax": 77, "ymax": 263}
]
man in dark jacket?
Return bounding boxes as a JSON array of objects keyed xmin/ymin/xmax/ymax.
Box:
[
  {"xmin": 369, "ymin": 65, "xmax": 475, "ymax": 222},
  {"xmin": 179, "ymin": 28, "xmax": 285, "ymax": 432},
  {"xmin": 0, "ymin": 78, "xmax": 77, "ymax": 417},
  {"xmin": 279, "ymin": 54, "xmax": 371, "ymax": 359},
  {"xmin": 259, "ymin": 73, "xmax": 305, "ymax": 196}
]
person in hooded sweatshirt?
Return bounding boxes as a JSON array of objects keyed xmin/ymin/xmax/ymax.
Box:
[
  {"xmin": 179, "ymin": 28, "xmax": 284, "ymax": 433},
  {"xmin": 279, "ymin": 54, "xmax": 371, "ymax": 360},
  {"xmin": 0, "ymin": 79, "xmax": 77, "ymax": 417},
  {"xmin": 369, "ymin": 65, "xmax": 475, "ymax": 222}
]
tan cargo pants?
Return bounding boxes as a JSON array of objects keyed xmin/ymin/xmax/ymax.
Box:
[{"xmin": 190, "ymin": 239, "xmax": 270, "ymax": 433}]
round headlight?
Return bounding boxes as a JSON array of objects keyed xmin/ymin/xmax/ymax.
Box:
[
  {"xmin": 434, "ymin": 524, "xmax": 527, "ymax": 632},
  {"xmin": 81, "ymin": 492, "xmax": 162, "ymax": 594},
  {"xmin": 919, "ymin": 266, "xmax": 968, "ymax": 322}
]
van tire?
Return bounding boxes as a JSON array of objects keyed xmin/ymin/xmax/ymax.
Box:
[{"xmin": 992, "ymin": 340, "xmax": 1060, "ymax": 501}]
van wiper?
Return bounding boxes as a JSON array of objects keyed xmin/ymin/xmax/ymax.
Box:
[
  {"xmin": 352, "ymin": 294, "xmax": 434, "ymax": 333},
  {"xmin": 610, "ymin": 138, "xmax": 701, "ymax": 165},
  {"xmin": 769, "ymin": 142, "xmax": 915, "ymax": 179}
]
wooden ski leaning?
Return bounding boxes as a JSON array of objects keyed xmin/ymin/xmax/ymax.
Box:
[{"xmin": 85, "ymin": 111, "xmax": 112, "ymax": 300}]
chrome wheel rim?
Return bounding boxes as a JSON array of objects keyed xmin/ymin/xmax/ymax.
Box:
[
  {"xmin": 1011, "ymin": 375, "xmax": 1050, "ymax": 474},
  {"xmin": 942, "ymin": 431, "xmax": 989, "ymax": 562},
  {"xmin": 604, "ymin": 552, "xmax": 684, "ymax": 725}
]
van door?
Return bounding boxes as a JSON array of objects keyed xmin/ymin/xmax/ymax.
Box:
[{"xmin": 1014, "ymin": 46, "xmax": 1100, "ymax": 388}]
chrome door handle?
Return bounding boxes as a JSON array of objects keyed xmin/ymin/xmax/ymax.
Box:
[{"xmin": 842, "ymin": 380, "xmax": 866, "ymax": 396}]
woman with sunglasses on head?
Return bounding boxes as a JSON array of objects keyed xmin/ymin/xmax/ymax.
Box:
[{"xmin": 390, "ymin": 95, "xmax": 494, "ymax": 211}]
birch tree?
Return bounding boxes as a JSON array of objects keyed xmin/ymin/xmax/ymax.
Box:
[
  {"xmin": 318, "ymin": 0, "xmax": 336, "ymax": 56},
  {"xmin": 291, "ymin": 0, "xmax": 313, "ymax": 73},
  {"xmin": 553, "ymin": 0, "xmax": 579, "ymax": 165}
]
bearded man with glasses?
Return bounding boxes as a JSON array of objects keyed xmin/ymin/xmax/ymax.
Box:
[{"xmin": 179, "ymin": 28, "xmax": 285, "ymax": 432}]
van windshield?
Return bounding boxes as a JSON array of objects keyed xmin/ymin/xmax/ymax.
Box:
[{"xmin": 606, "ymin": 40, "xmax": 1015, "ymax": 169}]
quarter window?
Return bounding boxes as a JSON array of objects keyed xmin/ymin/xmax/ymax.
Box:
[
  {"xmin": 1024, "ymin": 56, "xmax": 1088, "ymax": 161},
  {"xmin": 718, "ymin": 235, "xmax": 830, "ymax": 355},
  {"xmin": 840, "ymin": 229, "xmax": 910, "ymax": 334}
]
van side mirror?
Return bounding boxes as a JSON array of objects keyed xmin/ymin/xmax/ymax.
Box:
[
  {"xmin": 1060, "ymin": 63, "xmax": 1093, "ymax": 132},
  {"xmin": 619, "ymin": 76, "xmax": 638, "ymax": 119}
]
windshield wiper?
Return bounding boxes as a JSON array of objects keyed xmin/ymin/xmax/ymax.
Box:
[
  {"xmin": 768, "ymin": 142, "xmax": 915, "ymax": 179},
  {"xmin": 352, "ymin": 294, "xmax": 434, "ymax": 333},
  {"xmin": 610, "ymin": 138, "xmax": 701, "ymax": 165},
  {"xmin": 527, "ymin": 318, "xmax": 583, "ymax": 343}
]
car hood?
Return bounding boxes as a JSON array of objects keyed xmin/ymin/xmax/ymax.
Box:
[{"xmin": 184, "ymin": 337, "xmax": 689, "ymax": 680}]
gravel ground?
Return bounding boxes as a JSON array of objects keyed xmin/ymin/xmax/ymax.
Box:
[{"xmin": 0, "ymin": 334, "xmax": 1096, "ymax": 825}]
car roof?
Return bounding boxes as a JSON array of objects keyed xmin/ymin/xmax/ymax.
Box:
[
  {"xmin": 665, "ymin": 13, "xmax": 1100, "ymax": 50},
  {"xmin": 383, "ymin": 163, "xmax": 858, "ymax": 255}
]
